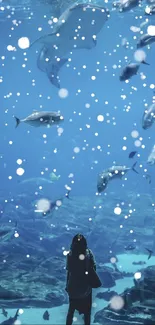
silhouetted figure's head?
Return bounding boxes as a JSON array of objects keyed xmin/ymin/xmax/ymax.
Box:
[{"xmin": 70, "ymin": 234, "xmax": 87, "ymax": 257}]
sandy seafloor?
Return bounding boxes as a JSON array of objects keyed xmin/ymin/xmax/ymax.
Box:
[{"xmin": 1, "ymin": 254, "xmax": 155, "ymax": 325}]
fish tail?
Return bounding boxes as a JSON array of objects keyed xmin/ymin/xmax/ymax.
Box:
[
  {"xmin": 132, "ymin": 161, "xmax": 139, "ymax": 174},
  {"xmin": 13, "ymin": 116, "xmax": 20, "ymax": 128},
  {"xmin": 141, "ymin": 60, "xmax": 150, "ymax": 66}
]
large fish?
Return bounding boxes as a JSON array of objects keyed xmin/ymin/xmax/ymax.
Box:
[
  {"xmin": 31, "ymin": 2, "xmax": 109, "ymax": 87},
  {"xmin": 142, "ymin": 103, "xmax": 155, "ymax": 129},
  {"xmin": 137, "ymin": 34, "xmax": 155, "ymax": 48},
  {"xmin": 120, "ymin": 61, "xmax": 149, "ymax": 81},
  {"xmin": 0, "ymin": 310, "xmax": 19, "ymax": 325},
  {"xmin": 13, "ymin": 110, "xmax": 64, "ymax": 128},
  {"xmin": 97, "ymin": 162, "xmax": 138, "ymax": 193}
]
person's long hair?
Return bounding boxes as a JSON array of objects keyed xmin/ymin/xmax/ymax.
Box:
[{"xmin": 70, "ymin": 234, "xmax": 87, "ymax": 258}]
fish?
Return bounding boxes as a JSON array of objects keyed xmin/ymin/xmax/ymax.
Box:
[
  {"xmin": 97, "ymin": 162, "xmax": 138, "ymax": 193},
  {"xmin": 137, "ymin": 33, "xmax": 155, "ymax": 48},
  {"xmin": 145, "ymin": 248, "xmax": 153, "ymax": 260},
  {"xmin": 43, "ymin": 310, "xmax": 50, "ymax": 321},
  {"xmin": 30, "ymin": 3, "xmax": 109, "ymax": 87},
  {"xmin": 147, "ymin": 144, "xmax": 155, "ymax": 165},
  {"xmin": 0, "ymin": 309, "xmax": 19, "ymax": 325},
  {"xmin": 49, "ymin": 172, "xmax": 60, "ymax": 182},
  {"xmin": 119, "ymin": 60, "xmax": 149, "ymax": 81},
  {"xmin": 129, "ymin": 151, "xmax": 137, "ymax": 159},
  {"xmin": 113, "ymin": 0, "xmax": 141, "ymax": 12},
  {"xmin": 13, "ymin": 111, "xmax": 64, "ymax": 128},
  {"xmin": 1, "ymin": 309, "xmax": 8, "ymax": 318},
  {"xmin": 145, "ymin": 174, "xmax": 151, "ymax": 184},
  {"xmin": 142, "ymin": 103, "xmax": 155, "ymax": 129},
  {"xmin": 124, "ymin": 244, "xmax": 136, "ymax": 251},
  {"xmin": 42, "ymin": 189, "xmax": 71, "ymax": 216}
]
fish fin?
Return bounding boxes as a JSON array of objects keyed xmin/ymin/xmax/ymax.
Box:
[
  {"xmin": 13, "ymin": 116, "xmax": 20, "ymax": 128},
  {"xmin": 132, "ymin": 161, "xmax": 139, "ymax": 174},
  {"xmin": 30, "ymin": 33, "xmax": 56, "ymax": 47},
  {"xmin": 69, "ymin": 3, "xmax": 85, "ymax": 11},
  {"xmin": 46, "ymin": 58, "xmax": 68, "ymax": 88},
  {"xmin": 141, "ymin": 60, "xmax": 150, "ymax": 65}
]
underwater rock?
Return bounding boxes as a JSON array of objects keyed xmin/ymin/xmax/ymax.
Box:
[
  {"xmin": 94, "ymin": 265, "xmax": 155, "ymax": 324},
  {"xmin": 98, "ymin": 270, "xmax": 116, "ymax": 288},
  {"xmin": 96, "ymin": 290, "xmax": 118, "ymax": 301}
]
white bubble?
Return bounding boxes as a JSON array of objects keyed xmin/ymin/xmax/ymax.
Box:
[
  {"xmin": 17, "ymin": 159, "xmax": 22, "ymax": 165},
  {"xmin": 130, "ymin": 26, "xmax": 140, "ymax": 33},
  {"xmin": 97, "ymin": 115, "xmax": 104, "ymax": 122},
  {"xmin": 58, "ymin": 88, "xmax": 69, "ymax": 98},
  {"xmin": 53, "ymin": 17, "xmax": 58, "ymax": 23},
  {"xmin": 110, "ymin": 257, "xmax": 117, "ymax": 264},
  {"xmin": 134, "ymin": 140, "xmax": 141, "ymax": 147},
  {"xmin": 36, "ymin": 198, "xmax": 50, "ymax": 213},
  {"xmin": 16, "ymin": 167, "xmax": 25, "ymax": 176},
  {"xmin": 18, "ymin": 37, "xmax": 30, "ymax": 49},
  {"xmin": 63, "ymin": 250, "xmax": 69, "ymax": 256},
  {"xmin": 131, "ymin": 130, "xmax": 139, "ymax": 138},
  {"xmin": 18, "ymin": 309, "xmax": 24, "ymax": 315},
  {"xmin": 7, "ymin": 45, "xmax": 15, "ymax": 51},
  {"xmin": 122, "ymin": 146, "xmax": 127, "ymax": 151},
  {"xmin": 110, "ymin": 296, "xmax": 124, "ymax": 310},
  {"xmin": 145, "ymin": 7, "xmax": 151, "ymax": 14},
  {"xmin": 147, "ymin": 25, "xmax": 155, "ymax": 36},
  {"xmin": 74, "ymin": 147, "xmax": 80, "ymax": 153},
  {"xmin": 134, "ymin": 272, "xmax": 141, "ymax": 280},
  {"xmin": 14, "ymin": 232, "xmax": 19, "ymax": 238},
  {"xmin": 85, "ymin": 103, "xmax": 90, "ymax": 108},
  {"xmin": 56, "ymin": 200, "xmax": 62, "ymax": 207},
  {"xmin": 134, "ymin": 49, "xmax": 146, "ymax": 63},
  {"xmin": 114, "ymin": 207, "xmax": 122, "ymax": 215},
  {"xmin": 79, "ymin": 254, "xmax": 85, "ymax": 260},
  {"xmin": 57, "ymin": 127, "xmax": 64, "ymax": 135}
]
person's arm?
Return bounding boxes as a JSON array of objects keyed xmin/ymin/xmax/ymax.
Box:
[{"xmin": 89, "ymin": 249, "xmax": 96, "ymax": 271}]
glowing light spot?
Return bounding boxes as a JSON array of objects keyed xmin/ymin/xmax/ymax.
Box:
[
  {"xmin": 63, "ymin": 250, "xmax": 69, "ymax": 256},
  {"xmin": 114, "ymin": 207, "xmax": 122, "ymax": 215},
  {"xmin": 97, "ymin": 115, "xmax": 104, "ymax": 122},
  {"xmin": 16, "ymin": 167, "xmax": 25, "ymax": 176},
  {"xmin": 79, "ymin": 254, "xmax": 85, "ymax": 260},
  {"xmin": 58, "ymin": 88, "xmax": 69, "ymax": 98},
  {"xmin": 74, "ymin": 147, "xmax": 80, "ymax": 153},
  {"xmin": 110, "ymin": 296, "xmax": 124, "ymax": 310},
  {"xmin": 122, "ymin": 146, "xmax": 127, "ymax": 150},
  {"xmin": 91, "ymin": 76, "xmax": 96, "ymax": 80},
  {"xmin": 131, "ymin": 130, "xmax": 139, "ymax": 138},
  {"xmin": 134, "ymin": 49, "xmax": 146, "ymax": 63},
  {"xmin": 110, "ymin": 257, "xmax": 117, "ymax": 264},
  {"xmin": 18, "ymin": 309, "xmax": 24, "ymax": 315},
  {"xmin": 14, "ymin": 232, "xmax": 19, "ymax": 238},
  {"xmin": 7, "ymin": 45, "xmax": 15, "ymax": 51},
  {"xmin": 134, "ymin": 272, "xmax": 141, "ymax": 280},
  {"xmin": 147, "ymin": 25, "xmax": 155, "ymax": 36},
  {"xmin": 18, "ymin": 37, "xmax": 30, "ymax": 49},
  {"xmin": 17, "ymin": 159, "xmax": 22, "ymax": 165},
  {"xmin": 53, "ymin": 17, "xmax": 58, "ymax": 23},
  {"xmin": 36, "ymin": 198, "xmax": 50, "ymax": 213},
  {"xmin": 134, "ymin": 140, "xmax": 141, "ymax": 147},
  {"xmin": 56, "ymin": 200, "xmax": 62, "ymax": 207}
]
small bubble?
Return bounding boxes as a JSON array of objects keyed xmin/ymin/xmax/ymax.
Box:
[{"xmin": 16, "ymin": 167, "xmax": 25, "ymax": 176}]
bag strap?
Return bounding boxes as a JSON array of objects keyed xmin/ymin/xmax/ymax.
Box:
[{"xmin": 85, "ymin": 249, "xmax": 91, "ymax": 272}]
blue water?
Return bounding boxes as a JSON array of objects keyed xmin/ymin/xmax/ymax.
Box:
[{"xmin": 1, "ymin": 0, "xmax": 155, "ymax": 324}]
